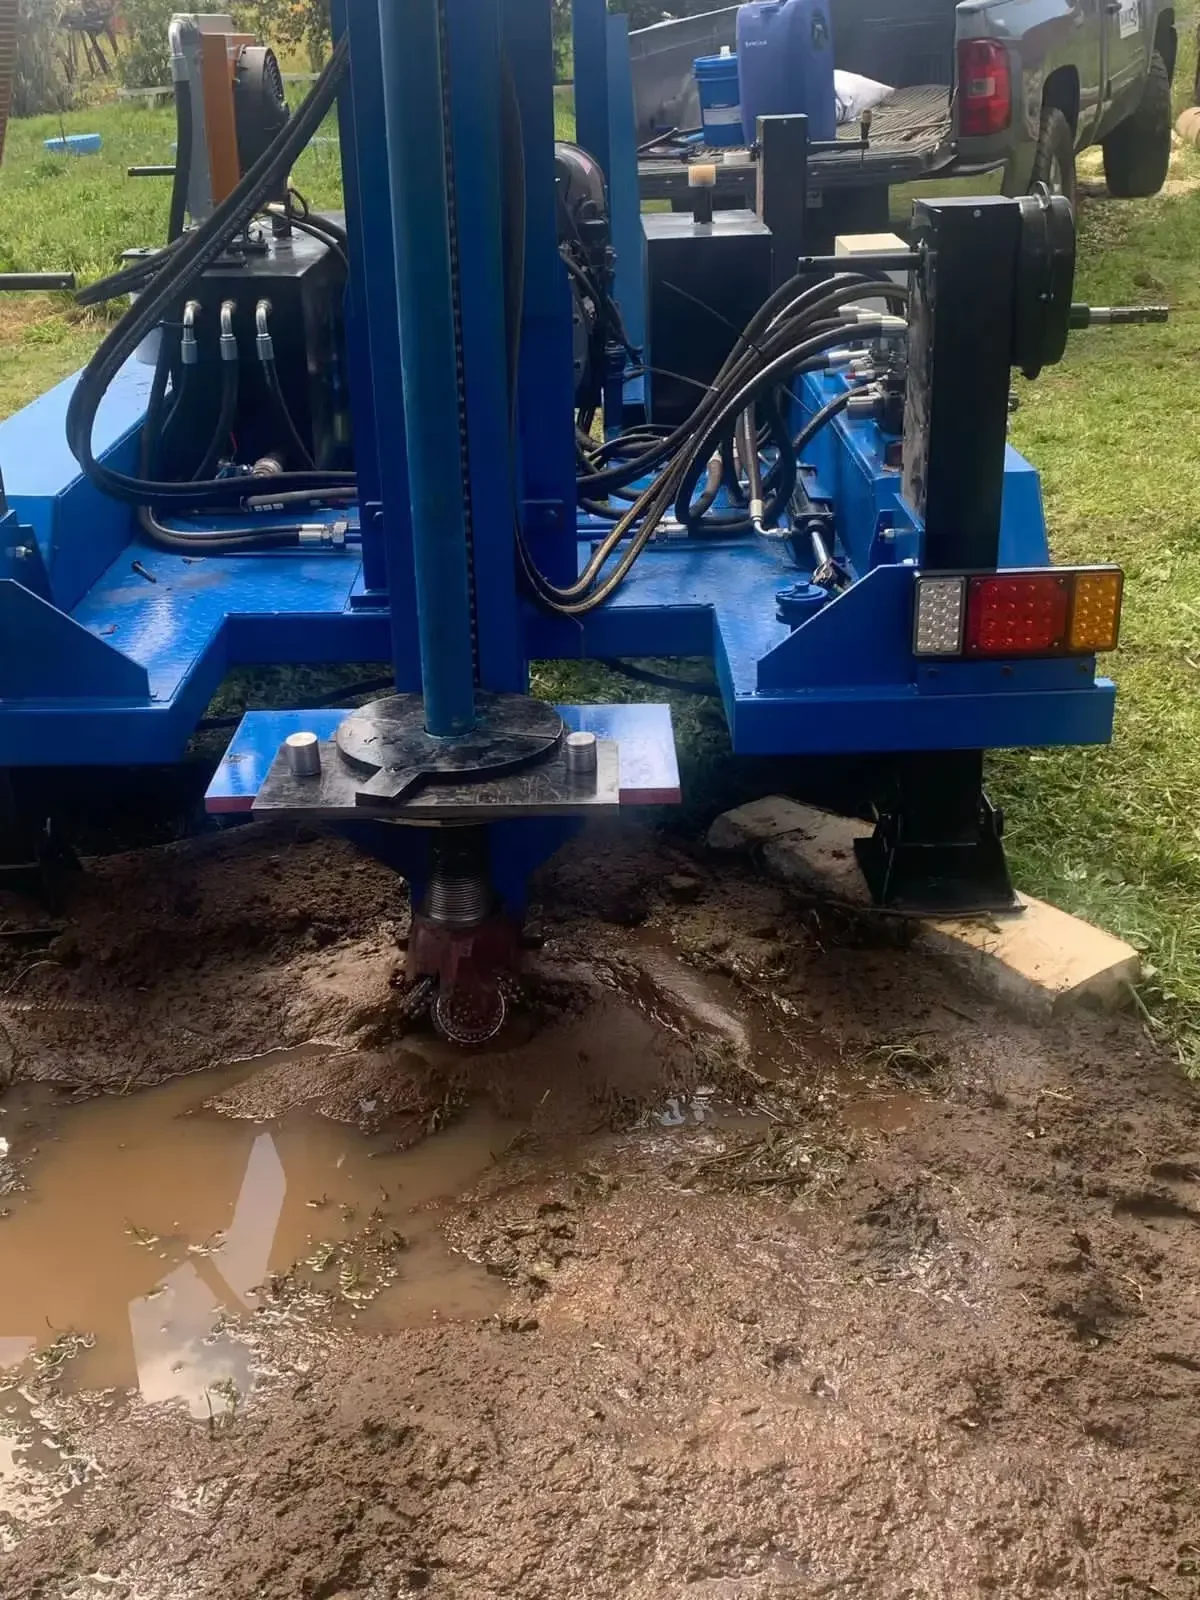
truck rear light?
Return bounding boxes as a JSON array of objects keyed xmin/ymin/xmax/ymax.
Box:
[
  {"xmin": 1068, "ymin": 569, "xmax": 1124, "ymax": 653},
  {"xmin": 913, "ymin": 568, "xmax": 1123, "ymax": 659},
  {"xmin": 913, "ymin": 576, "xmax": 966, "ymax": 656},
  {"xmin": 966, "ymin": 574, "xmax": 1070, "ymax": 656},
  {"xmin": 957, "ymin": 40, "xmax": 1011, "ymax": 136}
]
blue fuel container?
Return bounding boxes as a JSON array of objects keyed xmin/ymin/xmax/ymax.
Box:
[
  {"xmin": 693, "ymin": 50, "xmax": 744, "ymax": 146},
  {"xmin": 736, "ymin": 0, "xmax": 836, "ymax": 145}
]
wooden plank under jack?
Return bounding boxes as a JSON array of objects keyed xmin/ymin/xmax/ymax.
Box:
[{"xmin": 708, "ymin": 795, "xmax": 1141, "ymax": 1016}]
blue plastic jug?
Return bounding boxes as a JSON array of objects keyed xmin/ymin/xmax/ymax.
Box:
[{"xmin": 736, "ymin": 0, "xmax": 836, "ymax": 145}]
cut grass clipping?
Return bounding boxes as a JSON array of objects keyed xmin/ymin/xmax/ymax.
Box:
[{"xmin": 2, "ymin": 70, "xmax": 1200, "ymax": 1065}]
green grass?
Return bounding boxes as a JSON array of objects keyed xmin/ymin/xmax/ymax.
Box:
[
  {"xmin": 0, "ymin": 94, "xmax": 344, "ymax": 412},
  {"xmin": 989, "ymin": 28, "xmax": 1200, "ymax": 1066},
  {"xmin": 4, "ymin": 65, "xmax": 1200, "ymax": 1058},
  {"xmin": 999, "ymin": 192, "xmax": 1200, "ymax": 1062}
]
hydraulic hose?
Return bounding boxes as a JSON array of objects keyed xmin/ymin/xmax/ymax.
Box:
[
  {"xmin": 256, "ymin": 299, "xmax": 314, "ymax": 469},
  {"xmin": 534, "ymin": 325, "xmax": 890, "ymax": 616},
  {"xmin": 192, "ymin": 363, "xmax": 237, "ymax": 480},
  {"xmin": 556, "ymin": 323, "xmax": 887, "ymax": 604},
  {"xmin": 134, "ymin": 311, "xmax": 298, "ymax": 553},
  {"xmin": 792, "ymin": 389, "xmax": 853, "ymax": 454},
  {"xmin": 191, "ymin": 301, "xmax": 239, "ymax": 481},
  {"xmin": 146, "ymin": 299, "xmax": 197, "ymax": 478},
  {"xmin": 674, "ymin": 389, "xmax": 795, "ymax": 534},
  {"xmin": 273, "ymin": 207, "xmax": 350, "ymax": 272},
  {"xmin": 576, "ymin": 279, "xmax": 907, "ymax": 497},
  {"xmin": 262, "ymin": 362, "xmax": 314, "ymax": 468},
  {"xmin": 66, "ymin": 38, "xmax": 353, "ymax": 510},
  {"xmin": 136, "ymin": 504, "xmax": 307, "ymax": 552},
  {"xmin": 167, "ymin": 77, "xmax": 192, "ymax": 243}
]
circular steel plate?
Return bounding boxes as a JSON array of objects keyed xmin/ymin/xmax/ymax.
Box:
[{"xmin": 335, "ymin": 691, "xmax": 563, "ymax": 803}]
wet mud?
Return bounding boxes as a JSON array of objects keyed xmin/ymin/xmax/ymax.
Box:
[{"xmin": 0, "ymin": 817, "xmax": 1198, "ymax": 1598}]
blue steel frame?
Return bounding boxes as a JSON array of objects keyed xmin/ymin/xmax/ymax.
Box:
[{"xmin": 0, "ymin": 0, "xmax": 1115, "ymax": 773}]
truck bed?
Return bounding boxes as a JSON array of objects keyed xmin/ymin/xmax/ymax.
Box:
[{"xmin": 637, "ymin": 83, "xmax": 954, "ymax": 204}]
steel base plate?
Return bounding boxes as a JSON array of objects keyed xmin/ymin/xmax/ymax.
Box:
[{"xmin": 252, "ymin": 728, "xmax": 620, "ymax": 824}]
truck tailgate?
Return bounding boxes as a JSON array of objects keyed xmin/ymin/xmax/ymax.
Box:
[{"xmin": 861, "ymin": 83, "xmax": 952, "ymax": 156}]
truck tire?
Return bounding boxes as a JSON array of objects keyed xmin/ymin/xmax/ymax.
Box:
[
  {"xmin": 1031, "ymin": 105, "xmax": 1077, "ymax": 208},
  {"xmin": 1103, "ymin": 49, "xmax": 1172, "ymax": 197}
]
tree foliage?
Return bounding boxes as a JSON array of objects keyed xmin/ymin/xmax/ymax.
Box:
[
  {"xmin": 249, "ymin": 0, "xmax": 331, "ymax": 72},
  {"xmin": 116, "ymin": 0, "xmax": 177, "ymax": 89},
  {"xmin": 14, "ymin": 0, "xmax": 70, "ymax": 116}
]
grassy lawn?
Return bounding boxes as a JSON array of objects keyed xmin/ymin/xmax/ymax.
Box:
[
  {"xmin": 999, "ymin": 177, "xmax": 1200, "ymax": 1062},
  {"xmin": 0, "ymin": 92, "xmax": 344, "ymax": 410},
  {"xmin": 2, "ymin": 68, "xmax": 1200, "ymax": 1060}
]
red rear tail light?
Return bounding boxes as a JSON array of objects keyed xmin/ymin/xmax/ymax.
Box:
[
  {"xmin": 957, "ymin": 40, "xmax": 1012, "ymax": 136},
  {"xmin": 965, "ymin": 574, "xmax": 1070, "ymax": 656}
]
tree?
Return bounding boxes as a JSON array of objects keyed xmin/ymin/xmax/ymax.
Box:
[
  {"xmin": 116, "ymin": 0, "xmax": 176, "ymax": 89},
  {"xmin": 250, "ymin": 0, "xmax": 331, "ymax": 73},
  {"xmin": 14, "ymin": 0, "xmax": 70, "ymax": 115}
]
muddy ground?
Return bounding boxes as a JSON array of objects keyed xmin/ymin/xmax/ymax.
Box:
[{"xmin": 0, "ymin": 816, "xmax": 1199, "ymax": 1599}]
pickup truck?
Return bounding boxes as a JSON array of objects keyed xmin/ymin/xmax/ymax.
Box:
[{"xmin": 633, "ymin": 0, "xmax": 1178, "ymax": 216}]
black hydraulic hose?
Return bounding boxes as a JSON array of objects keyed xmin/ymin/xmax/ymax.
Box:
[
  {"xmin": 156, "ymin": 300, "xmax": 202, "ymax": 470},
  {"xmin": 78, "ymin": 206, "xmax": 350, "ymax": 309},
  {"xmin": 578, "ymin": 281, "xmax": 905, "ymax": 495},
  {"xmin": 537, "ymin": 323, "xmax": 890, "ymax": 609},
  {"xmin": 556, "ymin": 302, "xmax": 890, "ymax": 604},
  {"xmin": 303, "ymin": 210, "xmax": 348, "ymax": 248},
  {"xmin": 682, "ymin": 336, "xmax": 889, "ymax": 513},
  {"xmin": 139, "ymin": 328, "xmax": 173, "ymax": 482},
  {"xmin": 677, "ymin": 391, "xmax": 795, "ymax": 534},
  {"xmin": 245, "ymin": 485, "xmax": 358, "ymax": 509},
  {"xmin": 499, "ymin": 49, "xmax": 888, "ymax": 617},
  {"xmin": 690, "ymin": 449, "xmax": 724, "ymax": 522},
  {"xmin": 135, "ymin": 322, "xmax": 300, "ymax": 553},
  {"xmin": 571, "ymin": 342, "xmax": 846, "ymax": 607},
  {"xmin": 136, "ymin": 504, "xmax": 303, "ymax": 552},
  {"xmin": 167, "ymin": 78, "xmax": 192, "ymax": 243},
  {"xmin": 192, "ymin": 359, "xmax": 238, "ymax": 481},
  {"xmin": 66, "ymin": 38, "xmax": 353, "ymax": 509},
  {"xmin": 739, "ymin": 409, "xmax": 763, "ymax": 515},
  {"xmin": 720, "ymin": 428, "xmax": 746, "ymax": 505},
  {"xmin": 792, "ymin": 388, "xmax": 853, "ymax": 455},
  {"xmin": 76, "ymin": 241, "xmax": 184, "ymax": 309},
  {"xmin": 256, "ymin": 298, "xmax": 314, "ymax": 469},
  {"xmin": 278, "ymin": 209, "xmax": 350, "ymax": 272},
  {"xmin": 157, "ymin": 360, "xmax": 192, "ymax": 468},
  {"xmin": 262, "ymin": 359, "xmax": 314, "ymax": 468}
]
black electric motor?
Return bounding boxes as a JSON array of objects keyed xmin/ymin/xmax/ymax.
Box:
[{"xmin": 555, "ymin": 141, "xmax": 615, "ymax": 412}]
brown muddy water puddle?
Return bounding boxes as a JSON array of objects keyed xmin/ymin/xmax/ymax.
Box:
[{"xmin": 0, "ymin": 1055, "xmax": 516, "ymax": 1421}]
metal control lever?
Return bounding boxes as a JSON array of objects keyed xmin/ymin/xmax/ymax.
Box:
[
  {"xmin": 797, "ymin": 249, "xmax": 919, "ymax": 275},
  {"xmin": 0, "ymin": 273, "xmax": 76, "ymax": 292},
  {"xmin": 1069, "ymin": 302, "xmax": 1170, "ymax": 326}
]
